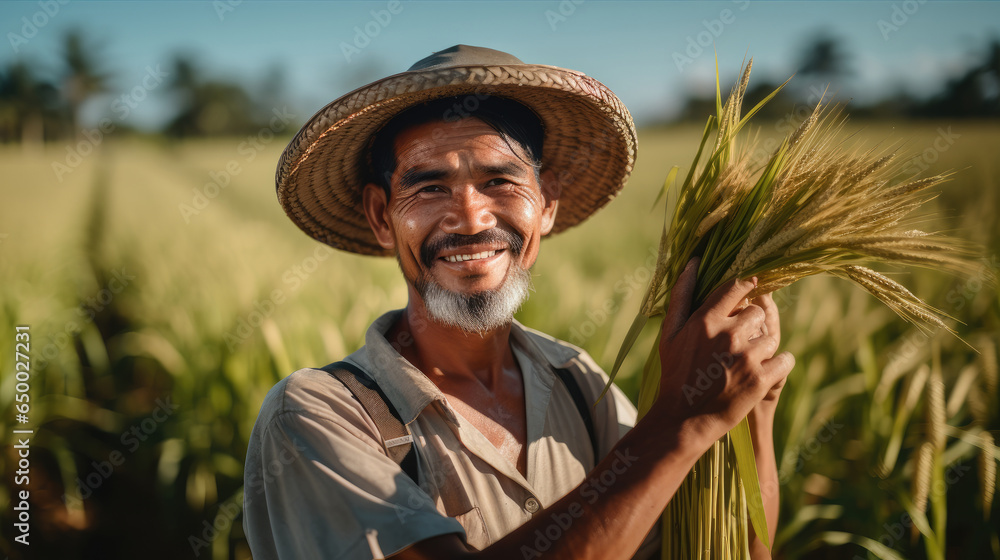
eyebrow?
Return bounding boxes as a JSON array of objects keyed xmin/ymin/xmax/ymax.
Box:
[
  {"xmin": 475, "ymin": 162, "xmax": 530, "ymax": 179},
  {"xmin": 398, "ymin": 168, "xmax": 449, "ymax": 191},
  {"xmin": 396, "ymin": 162, "xmax": 532, "ymax": 191}
]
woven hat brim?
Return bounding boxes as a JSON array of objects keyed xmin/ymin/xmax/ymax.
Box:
[{"xmin": 277, "ymin": 64, "xmax": 637, "ymax": 256}]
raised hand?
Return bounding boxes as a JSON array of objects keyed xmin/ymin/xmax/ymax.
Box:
[{"xmin": 656, "ymin": 258, "xmax": 794, "ymax": 444}]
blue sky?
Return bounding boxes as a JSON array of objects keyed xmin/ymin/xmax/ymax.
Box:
[{"xmin": 3, "ymin": 1, "xmax": 998, "ymax": 129}]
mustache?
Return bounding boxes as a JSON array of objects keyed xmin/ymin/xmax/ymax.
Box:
[{"xmin": 420, "ymin": 228, "xmax": 524, "ymax": 268}]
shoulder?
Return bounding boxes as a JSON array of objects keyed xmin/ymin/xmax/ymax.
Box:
[{"xmin": 251, "ymin": 366, "xmax": 380, "ymax": 448}]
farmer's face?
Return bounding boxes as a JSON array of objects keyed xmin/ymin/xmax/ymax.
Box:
[{"xmin": 363, "ymin": 117, "xmax": 558, "ymax": 298}]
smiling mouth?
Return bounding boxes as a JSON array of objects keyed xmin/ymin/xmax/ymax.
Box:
[
  {"xmin": 421, "ymin": 230, "xmax": 523, "ymax": 269},
  {"xmin": 441, "ymin": 249, "xmax": 502, "ymax": 263}
]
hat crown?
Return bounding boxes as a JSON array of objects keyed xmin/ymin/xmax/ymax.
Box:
[{"xmin": 406, "ymin": 44, "xmax": 525, "ymax": 72}]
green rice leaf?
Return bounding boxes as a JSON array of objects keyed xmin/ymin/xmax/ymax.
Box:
[
  {"xmin": 652, "ymin": 166, "xmax": 680, "ymax": 214},
  {"xmin": 598, "ymin": 312, "xmax": 647, "ymax": 403},
  {"xmin": 812, "ymin": 531, "xmax": 907, "ymax": 560},
  {"xmin": 733, "ymin": 76, "xmax": 792, "ymax": 134},
  {"xmin": 898, "ymin": 493, "xmax": 942, "ymax": 555},
  {"xmin": 731, "ymin": 416, "xmax": 770, "ymax": 550},
  {"xmin": 636, "ymin": 325, "xmax": 663, "ymax": 419}
]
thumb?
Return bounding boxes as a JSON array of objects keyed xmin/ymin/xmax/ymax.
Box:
[{"xmin": 663, "ymin": 257, "xmax": 699, "ymax": 339}]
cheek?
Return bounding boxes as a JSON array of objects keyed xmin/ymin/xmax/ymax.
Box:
[
  {"xmin": 506, "ymin": 190, "xmax": 545, "ymax": 228},
  {"xmin": 504, "ymin": 194, "xmax": 546, "ymax": 258},
  {"xmin": 389, "ymin": 201, "xmax": 436, "ymax": 256}
]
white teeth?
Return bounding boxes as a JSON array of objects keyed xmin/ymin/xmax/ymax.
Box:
[{"xmin": 444, "ymin": 250, "xmax": 498, "ymax": 263}]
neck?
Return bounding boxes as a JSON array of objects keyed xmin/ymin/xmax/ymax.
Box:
[{"xmin": 390, "ymin": 285, "xmax": 517, "ymax": 387}]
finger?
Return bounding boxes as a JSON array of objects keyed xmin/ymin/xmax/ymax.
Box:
[
  {"xmin": 663, "ymin": 257, "xmax": 700, "ymax": 339},
  {"xmin": 760, "ymin": 351, "xmax": 795, "ymax": 387},
  {"xmin": 755, "ymin": 292, "xmax": 781, "ymax": 346},
  {"xmin": 745, "ymin": 331, "xmax": 779, "ymax": 361},
  {"xmin": 734, "ymin": 303, "xmax": 767, "ymax": 342},
  {"xmin": 701, "ymin": 276, "xmax": 758, "ymax": 320}
]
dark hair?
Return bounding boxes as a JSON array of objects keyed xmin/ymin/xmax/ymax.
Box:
[{"xmin": 366, "ymin": 95, "xmax": 544, "ymax": 198}]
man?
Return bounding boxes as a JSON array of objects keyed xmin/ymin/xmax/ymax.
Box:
[{"xmin": 244, "ymin": 45, "xmax": 793, "ymax": 559}]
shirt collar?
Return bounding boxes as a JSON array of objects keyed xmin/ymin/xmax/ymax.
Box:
[
  {"xmin": 344, "ymin": 310, "xmax": 585, "ymax": 424},
  {"xmin": 345, "ymin": 310, "xmax": 447, "ymax": 425},
  {"xmin": 509, "ymin": 318, "xmax": 581, "ymax": 370}
]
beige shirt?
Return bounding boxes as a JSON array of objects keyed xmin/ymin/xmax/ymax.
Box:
[{"xmin": 244, "ymin": 310, "xmax": 658, "ymax": 559}]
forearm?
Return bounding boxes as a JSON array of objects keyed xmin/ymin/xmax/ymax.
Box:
[{"xmin": 747, "ymin": 406, "xmax": 779, "ymax": 559}]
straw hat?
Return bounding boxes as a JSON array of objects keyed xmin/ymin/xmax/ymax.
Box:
[{"xmin": 276, "ymin": 44, "xmax": 637, "ymax": 256}]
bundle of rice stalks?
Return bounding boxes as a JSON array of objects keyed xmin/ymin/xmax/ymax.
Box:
[{"xmin": 602, "ymin": 59, "xmax": 992, "ymax": 558}]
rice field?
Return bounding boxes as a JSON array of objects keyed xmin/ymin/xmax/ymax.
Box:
[{"xmin": 0, "ymin": 120, "xmax": 997, "ymax": 559}]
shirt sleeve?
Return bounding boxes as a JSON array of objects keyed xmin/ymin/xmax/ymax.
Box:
[{"xmin": 243, "ymin": 370, "xmax": 464, "ymax": 560}]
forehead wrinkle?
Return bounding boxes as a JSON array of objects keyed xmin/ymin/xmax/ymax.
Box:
[{"xmin": 392, "ymin": 121, "xmax": 534, "ymax": 191}]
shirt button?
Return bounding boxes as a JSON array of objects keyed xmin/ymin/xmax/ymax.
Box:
[{"xmin": 524, "ymin": 497, "xmax": 540, "ymax": 513}]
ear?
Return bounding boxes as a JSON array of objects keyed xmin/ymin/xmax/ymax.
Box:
[
  {"xmin": 362, "ymin": 182, "xmax": 396, "ymax": 250},
  {"xmin": 539, "ymin": 168, "xmax": 561, "ymax": 236}
]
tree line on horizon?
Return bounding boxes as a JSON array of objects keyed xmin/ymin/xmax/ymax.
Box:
[
  {"xmin": 673, "ymin": 34, "xmax": 1000, "ymax": 125},
  {"xmin": 1, "ymin": 30, "xmax": 999, "ymax": 146},
  {"xmin": 0, "ymin": 29, "xmax": 293, "ymax": 145}
]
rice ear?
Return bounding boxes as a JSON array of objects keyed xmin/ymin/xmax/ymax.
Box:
[
  {"xmin": 913, "ymin": 441, "xmax": 934, "ymax": 515},
  {"xmin": 979, "ymin": 432, "xmax": 996, "ymax": 521},
  {"xmin": 608, "ymin": 59, "xmax": 984, "ymax": 559}
]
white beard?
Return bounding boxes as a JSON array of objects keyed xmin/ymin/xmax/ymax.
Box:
[{"xmin": 418, "ymin": 265, "xmax": 533, "ymax": 335}]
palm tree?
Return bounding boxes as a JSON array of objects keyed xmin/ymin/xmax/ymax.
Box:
[
  {"xmin": 163, "ymin": 54, "xmax": 256, "ymax": 138},
  {"xmin": 61, "ymin": 28, "xmax": 110, "ymax": 135},
  {"xmin": 0, "ymin": 60, "xmax": 58, "ymax": 145}
]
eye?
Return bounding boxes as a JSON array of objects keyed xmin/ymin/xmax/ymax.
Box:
[
  {"xmin": 485, "ymin": 177, "xmax": 512, "ymax": 187},
  {"xmin": 418, "ymin": 185, "xmax": 445, "ymax": 194}
]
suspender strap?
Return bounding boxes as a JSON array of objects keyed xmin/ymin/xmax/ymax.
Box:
[
  {"xmin": 553, "ymin": 367, "xmax": 599, "ymax": 464},
  {"xmin": 322, "ymin": 360, "xmax": 598, "ymax": 480},
  {"xmin": 321, "ymin": 361, "xmax": 418, "ymax": 482}
]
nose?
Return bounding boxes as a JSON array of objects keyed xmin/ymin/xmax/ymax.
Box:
[{"xmin": 440, "ymin": 185, "xmax": 497, "ymax": 235}]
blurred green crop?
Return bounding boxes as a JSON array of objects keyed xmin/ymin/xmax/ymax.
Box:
[{"xmin": 1, "ymin": 121, "xmax": 997, "ymax": 559}]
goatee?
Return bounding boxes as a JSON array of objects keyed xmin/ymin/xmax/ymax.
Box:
[
  {"xmin": 412, "ymin": 228, "xmax": 532, "ymax": 334},
  {"xmin": 418, "ymin": 264, "xmax": 532, "ymax": 335}
]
